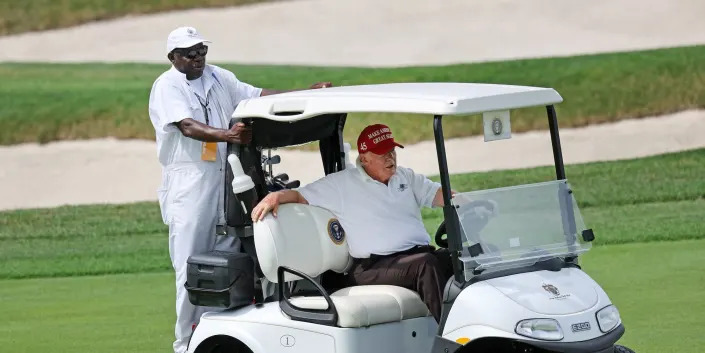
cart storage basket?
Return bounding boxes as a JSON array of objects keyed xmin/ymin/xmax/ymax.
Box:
[{"xmin": 185, "ymin": 250, "xmax": 255, "ymax": 308}]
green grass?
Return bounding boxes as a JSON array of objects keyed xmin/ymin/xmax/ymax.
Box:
[
  {"xmin": 0, "ymin": 272, "xmax": 174, "ymax": 353},
  {"xmin": 0, "ymin": 202, "xmax": 168, "ymax": 279},
  {"xmin": 422, "ymin": 199, "xmax": 705, "ymax": 247},
  {"xmin": 581, "ymin": 239, "xmax": 705, "ymax": 353},
  {"xmin": 0, "ymin": 0, "xmax": 269, "ymax": 35},
  {"xmin": 2, "ymin": 149, "xmax": 703, "ymax": 279},
  {"xmin": 1, "ymin": 45, "xmax": 704, "ymax": 145},
  {"xmin": 423, "ymin": 149, "xmax": 705, "ymax": 242},
  {"xmin": 1, "ymin": 239, "xmax": 702, "ymax": 353},
  {"xmin": 443, "ymin": 149, "xmax": 705, "ymax": 208}
]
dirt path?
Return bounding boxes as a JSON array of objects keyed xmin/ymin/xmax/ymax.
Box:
[
  {"xmin": 1, "ymin": 0, "xmax": 704, "ymax": 66},
  {"xmin": 2, "ymin": 110, "xmax": 702, "ymax": 211}
]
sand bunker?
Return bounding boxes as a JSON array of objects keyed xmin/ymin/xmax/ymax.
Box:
[
  {"xmin": 1, "ymin": 110, "xmax": 702, "ymax": 211},
  {"xmin": 1, "ymin": 0, "xmax": 704, "ymax": 66}
]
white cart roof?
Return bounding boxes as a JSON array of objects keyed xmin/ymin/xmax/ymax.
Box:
[{"xmin": 233, "ymin": 83, "xmax": 562, "ymax": 121}]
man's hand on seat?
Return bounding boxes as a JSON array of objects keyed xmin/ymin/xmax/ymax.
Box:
[
  {"xmin": 251, "ymin": 190, "xmax": 309, "ymax": 222},
  {"xmin": 251, "ymin": 192, "xmax": 281, "ymax": 222}
]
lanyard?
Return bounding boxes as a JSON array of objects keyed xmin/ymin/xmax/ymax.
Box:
[{"xmin": 194, "ymin": 93, "xmax": 211, "ymax": 126}]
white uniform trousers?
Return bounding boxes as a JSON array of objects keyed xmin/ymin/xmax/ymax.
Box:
[{"xmin": 159, "ymin": 161, "xmax": 239, "ymax": 353}]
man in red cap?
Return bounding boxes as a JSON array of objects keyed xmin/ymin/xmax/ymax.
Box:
[{"xmin": 251, "ymin": 124, "xmax": 453, "ymax": 321}]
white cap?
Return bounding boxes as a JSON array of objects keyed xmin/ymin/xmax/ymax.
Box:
[{"xmin": 166, "ymin": 26, "xmax": 212, "ymax": 54}]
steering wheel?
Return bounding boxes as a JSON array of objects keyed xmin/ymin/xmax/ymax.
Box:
[{"xmin": 434, "ymin": 200, "xmax": 499, "ymax": 249}]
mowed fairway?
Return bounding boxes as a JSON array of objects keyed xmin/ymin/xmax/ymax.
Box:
[
  {"xmin": 1, "ymin": 241, "xmax": 702, "ymax": 353},
  {"xmin": 1, "ymin": 149, "xmax": 703, "ymax": 353}
]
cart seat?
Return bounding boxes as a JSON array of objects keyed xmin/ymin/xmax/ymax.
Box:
[
  {"xmin": 254, "ymin": 204, "xmax": 430, "ymax": 327},
  {"xmin": 290, "ymin": 285, "xmax": 430, "ymax": 327}
]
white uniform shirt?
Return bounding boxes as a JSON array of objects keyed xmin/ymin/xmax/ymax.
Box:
[
  {"xmin": 298, "ymin": 160, "xmax": 442, "ymax": 258},
  {"xmin": 148, "ymin": 64, "xmax": 261, "ymax": 225},
  {"xmin": 148, "ymin": 64, "xmax": 262, "ymax": 167}
]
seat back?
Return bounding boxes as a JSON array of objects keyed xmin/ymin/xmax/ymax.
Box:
[{"xmin": 254, "ymin": 204, "xmax": 352, "ymax": 283}]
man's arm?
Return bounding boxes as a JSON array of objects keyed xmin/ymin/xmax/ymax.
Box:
[
  {"xmin": 251, "ymin": 190, "xmax": 309, "ymax": 221},
  {"xmin": 260, "ymin": 82, "xmax": 332, "ymax": 97},
  {"xmin": 432, "ymin": 188, "xmax": 457, "ymax": 207},
  {"xmin": 176, "ymin": 119, "xmax": 252, "ymax": 144}
]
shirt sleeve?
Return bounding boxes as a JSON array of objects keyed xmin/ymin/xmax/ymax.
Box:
[
  {"xmin": 404, "ymin": 167, "xmax": 442, "ymax": 208},
  {"xmin": 225, "ymin": 71, "xmax": 263, "ymax": 104},
  {"xmin": 297, "ymin": 174, "xmax": 343, "ymax": 215},
  {"xmin": 148, "ymin": 79, "xmax": 192, "ymax": 134}
]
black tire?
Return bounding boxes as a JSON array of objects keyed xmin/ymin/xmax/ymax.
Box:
[
  {"xmin": 194, "ymin": 336, "xmax": 251, "ymax": 353},
  {"xmin": 614, "ymin": 345, "xmax": 636, "ymax": 353}
]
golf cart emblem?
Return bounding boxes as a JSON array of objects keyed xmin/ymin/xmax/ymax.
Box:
[
  {"xmin": 491, "ymin": 117, "xmax": 503, "ymax": 135},
  {"xmin": 571, "ymin": 322, "xmax": 591, "ymax": 332},
  {"xmin": 327, "ymin": 219, "xmax": 345, "ymax": 245},
  {"xmin": 280, "ymin": 334, "xmax": 295, "ymax": 347},
  {"xmin": 542, "ymin": 284, "xmax": 560, "ymax": 296},
  {"xmin": 543, "ymin": 283, "xmax": 572, "ymax": 300}
]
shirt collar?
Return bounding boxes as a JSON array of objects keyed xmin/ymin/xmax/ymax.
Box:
[{"xmin": 355, "ymin": 157, "xmax": 374, "ymax": 182}]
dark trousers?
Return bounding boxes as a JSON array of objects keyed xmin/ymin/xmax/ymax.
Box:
[{"xmin": 350, "ymin": 246, "xmax": 454, "ymax": 322}]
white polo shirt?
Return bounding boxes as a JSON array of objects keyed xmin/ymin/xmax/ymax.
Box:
[
  {"xmin": 298, "ymin": 160, "xmax": 442, "ymax": 258},
  {"xmin": 148, "ymin": 64, "xmax": 262, "ymax": 167}
]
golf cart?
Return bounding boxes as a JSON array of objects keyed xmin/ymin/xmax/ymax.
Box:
[{"xmin": 183, "ymin": 83, "xmax": 634, "ymax": 353}]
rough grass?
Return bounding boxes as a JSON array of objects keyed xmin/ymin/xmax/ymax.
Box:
[
  {"xmin": 1, "ymin": 239, "xmax": 703, "ymax": 353},
  {"xmin": 0, "ymin": 0, "xmax": 270, "ymax": 35},
  {"xmin": 1, "ymin": 45, "xmax": 704, "ymax": 145},
  {"xmin": 1, "ymin": 149, "xmax": 703, "ymax": 279},
  {"xmin": 444, "ymin": 148, "xmax": 705, "ymax": 208}
]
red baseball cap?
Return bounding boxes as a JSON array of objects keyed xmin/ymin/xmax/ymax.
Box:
[{"xmin": 357, "ymin": 124, "xmax": 404, "ymax": 155}]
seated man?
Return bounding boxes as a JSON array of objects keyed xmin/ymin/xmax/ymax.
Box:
[{"xmin": 251, "ymin": 124, "xmax": 453, "ymax": 322}]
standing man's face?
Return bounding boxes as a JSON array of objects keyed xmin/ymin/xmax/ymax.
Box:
[{"xmin": 169, "ymin": 44, "xmax": 208, "ymax": 80}]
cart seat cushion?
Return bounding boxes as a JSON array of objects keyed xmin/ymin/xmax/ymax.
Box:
[{"xmin": 289, "ymin": 285, "xmax": 430, "ymax": 327}]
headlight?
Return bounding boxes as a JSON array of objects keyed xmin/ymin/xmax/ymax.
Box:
[
  {"xmin": 515, "ymin": 319, "xmax": 564, "ymax": 341},
  {"xmin": 596, "ymin": 305, "xmax": 621, "ymax": 333}
]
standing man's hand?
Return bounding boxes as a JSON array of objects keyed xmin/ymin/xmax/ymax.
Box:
[
  {"xmin": 223, "ymin": 122, "xmax": 252, "ymax": 144},
  {"xmin": 310, "ymin": 82, "xmax": 332, "ymax": 89},
  {"xmin": 260, "ymin": 82, "xmax": 333, "ymax": 96}
]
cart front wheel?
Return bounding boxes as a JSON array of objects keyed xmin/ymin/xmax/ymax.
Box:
[{"xmin": 615, "ymin": 345, "xmax": 636, "ymax": 353}]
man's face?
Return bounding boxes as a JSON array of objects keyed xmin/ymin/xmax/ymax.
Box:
[
  {"xmin": 361, "ymin": 149, "xmax": 397, "ymax": 184},
  {"xmin": 169, "ymin": 44, "xmax": 208, "ymax": 79}
]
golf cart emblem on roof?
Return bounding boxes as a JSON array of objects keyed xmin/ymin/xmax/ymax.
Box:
[
  {"xmin": 327, "ymin": 219, "xmax": 345, "ymax": 245},
  {"xmin": 542, "ymin": 283, "xmax": 560, "ymax": 296},
  {"xmin": 491, "ymin": 118, "xmax": 503, "ymax": 135}
]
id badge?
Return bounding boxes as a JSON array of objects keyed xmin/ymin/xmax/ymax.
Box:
[{"xmin": 201, "ymin": 142, "xmax": 217, "ymax": 161}]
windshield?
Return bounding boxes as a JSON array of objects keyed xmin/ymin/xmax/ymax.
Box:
[{"xmin": 451, "ymin": 180, "xmax": 590, "ymax": 277}]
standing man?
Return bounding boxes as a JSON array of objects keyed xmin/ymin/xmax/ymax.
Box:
[{"xmin": 148, "ymin": 26, "xmax": 331, "ymax": 353}]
